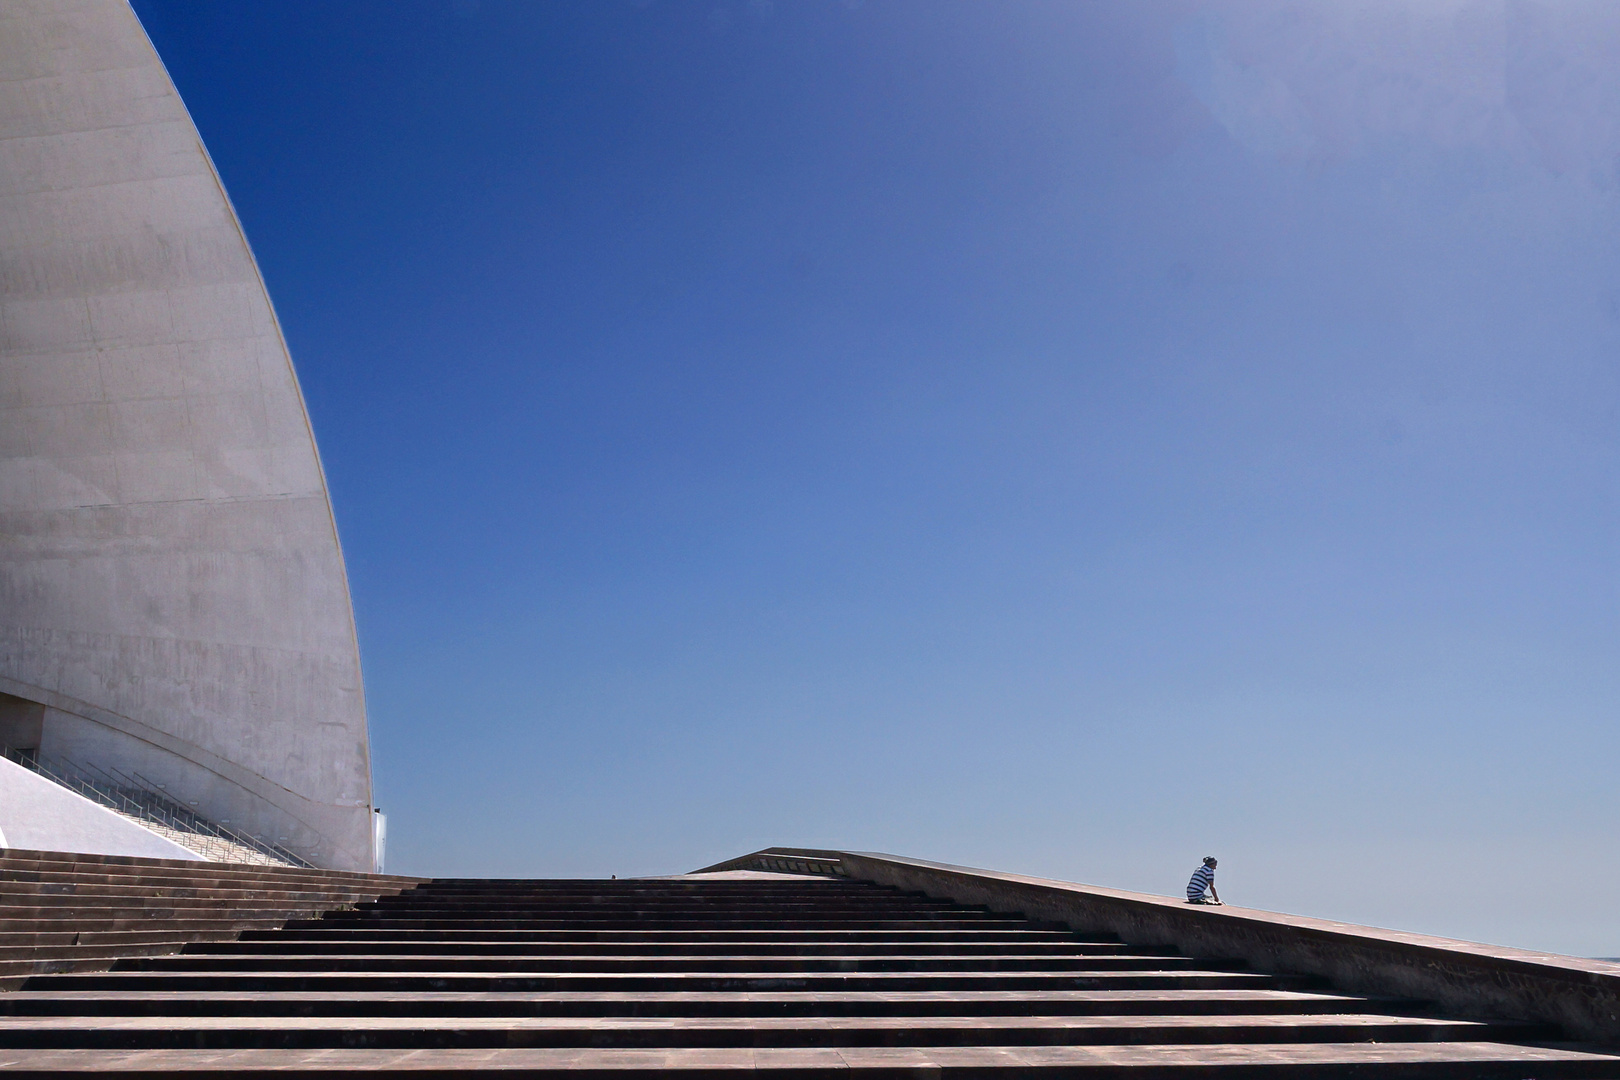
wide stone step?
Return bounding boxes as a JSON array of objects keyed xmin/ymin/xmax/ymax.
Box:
[
  {"xmin": 22, "ymin": 969, "xmax": 1310, "ymax": 994},
  {"xmin": 384, "ymin": 887, "xmax": 913, "ymax": 892},
  {"xmin": 0, "ymin": 1012, "xmax": 1557, "ymax": 1050},
  {"xmin": 362, "ymin": 896, "xmax": 971, "ymax": 905},
  {"xmin": 0, "ymin": 884, "xmax": 394, "ymax": 903},
  {"xmin": 355, "ymin": 910, "xmax": 990, "ymax": 920},
  {"xmin": 0, "ymin": 898, "xmax": 373, "ymax": 916},
  {"xmin": 0, "ymin": 957, "xmax": 175, "ymax": 981},
  {"xmin": 0, "ymin": 850, "xmax": 408, "ymax": 879},
  {"xmin": 327, "ymin": 906, "xmax": 1017, "ymax": 926},
  {"xmin": 0, "ymin": 988, "xmax": 1419, "ymax": 1019},
  {"xmin": 0, "ymin": 908, "xmax": 338, "ymax": 925},
  {"xmin": 289, "ymin": 918, "xmax": 1044, "ymax": 931},
  {"xmin": 187, "ymin": 939, "xmax": 1137, "ymax": 956},
  {"xmin": 0, "ymin": 932, "xmax": 239, "ymax": 949},
  {"xmin": 0, "ymin": 943, "xmax": 195, "ymax": 965},
  {"xmin": 0, "ymin": 1041, "xmax": 1611, "ymax": 1076},
  {"xmin": 0, "ymin": 863, "xmax": 417, "ymax": 891},
  {"xmin": 242, "ymin": 928, "xmax": 1085, "ymax": 944},
  {"xmin": 359, "ymin": 910, "xmax": 991, "ymax": 919},
  {"xmin": 423, "ymin": 880, "xmax": 857, "ymax": 889},
  {"xmin": 0, "ymin": 919, "xmax": 295, "ymax": 935},
  {"xmin": 369, "ymin": 894, "xmax": 948, "ymax": 904},
  {"xmin": 0, "ymin": 876, "xmax": 399, "ymax": 895},
  {"xmin": 119, "ymin": 953, "xmax": 1212, "ymax": 974},
  {"xmin": 0, "ymin": 874, "xmax": 412, "ymax": 894}
]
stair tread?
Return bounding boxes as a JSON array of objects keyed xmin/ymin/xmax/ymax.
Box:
[
  {"xmin": 0, "ymin": 1041, "xmax": 1609, "ymax": 1074},
  {"xmin": 0, "ymin": 988, "xmax": 1385, "ymax": 1007},
  {"xmin": 0, "ymin": 1012, "xmax": 1493, "ymax": 1032},
  {"xmin": 27, "ymin": 970, "xmax": 1289, "ymax": 987},
  {"xmin": 141, "ymin": 953, "xmax": 1192, "ymax": 962}
]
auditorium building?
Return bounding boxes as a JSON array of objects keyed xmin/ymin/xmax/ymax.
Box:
[{"xmin": 0, "ymin": 0, "xmax": 377, "ymax": 872}]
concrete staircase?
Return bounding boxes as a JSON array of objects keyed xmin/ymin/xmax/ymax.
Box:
[
  {"xmin": 0, "ymin": 871, "xmax": 1615, "ymax": 1075},
  {"xmin": 0, "ymin": 849, "xmax": 423, "ymax": 987},
  {"xmin": 106, "ymin": 815, "xmax": 298, "ymax": 868}
]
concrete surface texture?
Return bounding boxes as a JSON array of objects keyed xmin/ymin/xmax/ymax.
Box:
[
  {"xmin": 0, "ymin": 755, "xmax": 201, "ymax": 861},
  {"xmin": 0, "ymin": 0, "xmax": 375, "ymax": 869}
]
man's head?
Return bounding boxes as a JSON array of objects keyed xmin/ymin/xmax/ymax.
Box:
[{"xmin": 1203, "ymin": 856, "xmax": 1217, "ymax": 868}]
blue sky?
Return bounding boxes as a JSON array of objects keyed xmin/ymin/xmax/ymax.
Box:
[{"xmin": 134, "ymin": 0, "xmax": 1620, "ymax": 956}]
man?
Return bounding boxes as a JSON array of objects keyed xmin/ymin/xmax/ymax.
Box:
[{"xmin": 1186, "ymin": 856, "xmax": 1221, "ymax": 905}]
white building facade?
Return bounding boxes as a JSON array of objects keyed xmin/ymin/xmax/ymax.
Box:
[{"xmin": 0, "ymin": 0, "xmax": 377, "ymax": 870}]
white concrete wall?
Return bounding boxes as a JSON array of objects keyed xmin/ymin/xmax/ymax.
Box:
[
  {"xmin": 0, "ymin": 755, "xmax": 203, "ymax": 861},
  {"xmin": 0, "ymin": 0, "xmax": 375, "ymax": 869}
]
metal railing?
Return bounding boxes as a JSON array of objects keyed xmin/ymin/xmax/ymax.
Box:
[{"xmin": 1, "ymin": 744, "xmax": 312, "ymax": 868}]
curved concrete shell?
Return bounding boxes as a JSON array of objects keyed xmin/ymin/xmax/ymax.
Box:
[{"xmin": 0, "ymin": 0, "xmax": 375, "ymax": 869}]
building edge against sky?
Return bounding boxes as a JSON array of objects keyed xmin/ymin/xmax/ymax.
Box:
[{"xmin": 0, "ymin": 0, "xmax": 377, "ymax": 870}]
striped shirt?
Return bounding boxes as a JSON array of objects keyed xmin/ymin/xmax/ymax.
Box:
[{"xmin": 1186, "ymin": 864, "xmax": 1215, "ymax": 900}]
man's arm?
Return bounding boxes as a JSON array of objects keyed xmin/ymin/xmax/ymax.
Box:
[{"xmin": 1209, "ymin": 880, "xmax": 1221, "ymax": 904}]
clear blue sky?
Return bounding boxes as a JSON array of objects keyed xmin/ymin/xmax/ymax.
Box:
[{"xmin": 133, "ymin": 0, "xmax": 1620, "ymax": 957}]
